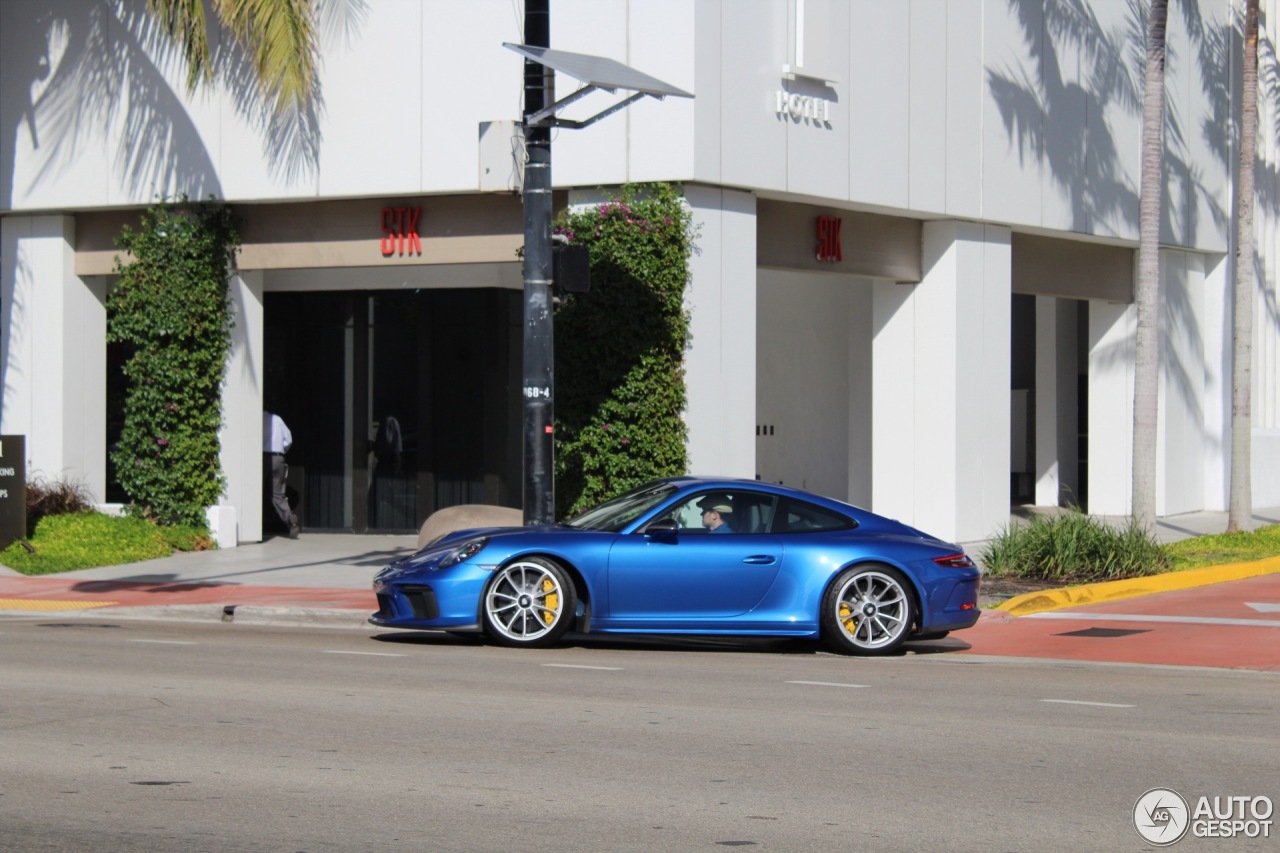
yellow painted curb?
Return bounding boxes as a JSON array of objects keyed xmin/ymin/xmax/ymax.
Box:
[
  {"xmin": 994, "ymin": 556, "xmax": 1280, "ymax": 617},
  {"xmin": 0, "ymin": 599, "xmax": 118, "ymax": 611}
]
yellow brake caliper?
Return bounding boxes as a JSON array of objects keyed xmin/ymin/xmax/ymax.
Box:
[
  {"xmin": 542, "ymin": 577, "xmax": 559, "ymax": 625},
  {"xmin": 839, "ymin": 600, "xmax": 858, "ymax": 635}
]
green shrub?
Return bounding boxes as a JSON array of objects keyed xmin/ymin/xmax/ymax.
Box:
[
  {"xmin": 107, "ymin": 197, "xmax": 238, "ymax": 527},
  {"xmin": 980, "ymin": 510, "xmax": 1172, "ymax": 582},
  {"xmin": 0, "ymin": 512, "xmax": 214, "ymax": 575},
  {"xmin": 24, "ymin": 473, "xmax": 95, "ymax": 536},
  {"xmin": 552, "ymin": 183, "xmax": 694, "ymax": 517}
]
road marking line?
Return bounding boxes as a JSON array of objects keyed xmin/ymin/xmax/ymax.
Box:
[
  {"xmin": 323, "ymin": 650, "xmax": 406, "ymax": 657},
  {"xmin": 541, "ymin": 663, "xmax": 622, "ymax": 671},
  {"xmin": 127, "ymin": 639, "xmax": 197, "ymax": 645},
  {"xmin": 787, "ymin": 680, "xmax": 869, "ymax": 689},
  {"xmin": 0, "ymin": 599, "xmax": 117, "ymax": 611},
  {"xmin": 1040, "ymin": 699, "xmax": 1135, "ymax": 708},
  {"xmin": 1245, "ymin": 602, "xmax": 1280, "ymax": 613},
  {"xmin": 1025, "ymin": 612, "xmax": 1280, "ymax": 628}
]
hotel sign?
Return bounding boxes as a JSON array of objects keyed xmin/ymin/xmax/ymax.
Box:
[{"xmin": 775, "ymin": 90, "xmax": 833, "ymax": 124}]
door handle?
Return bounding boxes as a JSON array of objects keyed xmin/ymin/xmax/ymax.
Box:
[{"xmin": 742, "ymin": 555, "xmax": 777, "ymax": 565}]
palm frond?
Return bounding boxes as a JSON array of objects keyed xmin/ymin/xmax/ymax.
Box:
[
  {"xmin": 147, "ymin": 0, "xmax": 213, "ymax": 92},
  {"xmin": 213, "ymin": 0, "xmax": 318, "ymax": 113}
]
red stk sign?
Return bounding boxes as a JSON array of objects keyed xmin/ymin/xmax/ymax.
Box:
[
  {"xmin": 381, "ymin": 207, "xmax": 422, "ymax": 256},
  {"xmin": 816, "ymin": 215, "xmax": 842, "ymax": 262}
]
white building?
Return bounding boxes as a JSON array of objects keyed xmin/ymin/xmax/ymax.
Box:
[{"xmin": 2, "ymin": 0, "xmax": 1277, "ymax": 545}]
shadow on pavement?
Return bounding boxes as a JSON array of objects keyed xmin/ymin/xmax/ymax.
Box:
[{"xmin": 369, "ymin": 630, "xmax": 975, "ymax": 657}]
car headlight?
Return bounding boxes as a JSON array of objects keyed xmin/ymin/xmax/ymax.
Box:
[{"xmin": 439, "ymin": 536, "xmax": 489, "ymax": 568}]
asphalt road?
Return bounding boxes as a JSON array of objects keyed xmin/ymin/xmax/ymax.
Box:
[{"xmin": 2, "ymin": 619, "xmax": 1276, "ymax": 852}]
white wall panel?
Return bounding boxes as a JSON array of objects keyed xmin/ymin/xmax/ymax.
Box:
[
  {"xmin": 785, "ymin": 1, "xmax": 849, "ymax": 200},
  {"xmin": 550, "ymin": 0, "xmax": 629, "ymax": 188},
  {"xmin": 717, "ymin": 2, "xmax": 788, "ymax": 192},
  {"xmin": 848, "ymin": 1, "xmax": 910, "ymax": 208},
  {"xmin": 981, "ymin": 0, "xmax": 1045, "ymax": 226},
  {"xmin": 945, "ymin": 0, "xmax": 984, "ymax": 219},
  {"xmin": 423, "ymin": 2, "xmax": 525, "ymax": 193},
  {"xmin": 684, "ymin": 185, "xmax": 757, "ymax": 477},
  {"xmin": 756, "ymin": 270, "xmax": 850, "ymax": 499},
  {"xmin": 627, "ymin": 0, "xmax": 697, "ymax": 183},
  {"xmin": 908, "ymin": 0, "xmax": 947, "ymax": 214},
  {"xmin": 1082, "ymin": 0, "xmax": 1141, "ymax": 242},
  {"xmin": 1035, "ymin": 6, "xmax": 1087, "ymax": 233},
  {"xmin": 693, "ymin": 0, "xmax": 725, "ymax": 183},
  {"xmin": 318, "ymin": 0, "xmax": 425, "ymax": 196}
]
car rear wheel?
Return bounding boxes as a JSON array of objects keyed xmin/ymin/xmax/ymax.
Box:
[
  {"xmin": 821, "ymin": 565, "xmax": 916, "ymax": 656},
  {"xmin": 482, "ymin": 557, "xmax": 576, "ymax": 647}
]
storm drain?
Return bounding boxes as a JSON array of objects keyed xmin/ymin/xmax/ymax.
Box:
[{"xmin": 1055, "ymin": 626, "xmax": 1152, "ymax": 638}]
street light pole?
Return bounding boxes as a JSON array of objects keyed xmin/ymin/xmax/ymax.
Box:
[{"xmin": 521, "ymin": 0, "xmax": 555, "ymax": 525}]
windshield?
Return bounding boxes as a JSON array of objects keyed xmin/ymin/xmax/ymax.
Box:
[{"xmin": 564, "ymin": 482, "xmax": 677, "ymax": 532}]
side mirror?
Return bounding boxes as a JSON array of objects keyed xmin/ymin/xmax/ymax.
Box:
[{"xmin": 641, "ymin": 518, "xmax": 679, "ymax": 536}]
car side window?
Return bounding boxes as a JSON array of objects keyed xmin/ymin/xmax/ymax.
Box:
[
  {"xmin": 665, "ymin": 491, "xmax": 777, "ymax": 535},
  {"xmin": 776, "ymin": 498, "xmax": 855, "ymax": 533}
]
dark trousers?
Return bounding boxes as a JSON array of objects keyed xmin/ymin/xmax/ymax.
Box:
[{"xmin": 264, "ymin": 453, "xmax": 292, "ymax": 530}]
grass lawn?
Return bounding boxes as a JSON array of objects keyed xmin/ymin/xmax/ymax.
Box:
[
  {"xmin": 1166, "ymin": 523, "xmax": 1280, "ymax": 570},
  {"xmin": 0, "ymin": 512, "xmax": 213, "ymax": 575}
]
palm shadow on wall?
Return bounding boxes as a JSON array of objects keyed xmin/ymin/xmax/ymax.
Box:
[
  {"xmin": 985, "ymin": 0, "xmax": 1280, "ymax": 444},
  {"xmin": 1, "ymin": 0, "xmax": 369, "ymax": 210}
]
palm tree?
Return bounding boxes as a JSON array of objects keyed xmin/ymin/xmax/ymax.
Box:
[
  {"xmin": 1132, "ymin": 0, "xmax": 1169, "ymax": 534},
  {"xmin": 1228, "ymin": 0, "xmax": 1259, "ymax": 533},
  {"xmin": 146, "ymin": 0, "xmax": 318, "ymax": 114}
]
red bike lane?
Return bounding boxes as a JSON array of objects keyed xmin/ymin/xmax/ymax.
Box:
[{"xmin": 958, "ymin": 573, "xmax": 1280, "ymax": 671}]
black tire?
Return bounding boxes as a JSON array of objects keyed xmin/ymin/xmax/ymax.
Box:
[
  {"xmin": 482, "ymin": 557, "xmax": 577, "ymax": 648},
  {"xmin": 821, "ymin": 564, "xmax": 916, "ymax": 656}
]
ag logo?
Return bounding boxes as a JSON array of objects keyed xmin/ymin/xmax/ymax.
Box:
[{"xmin": 1134, "ymin": 788, "xmax": 1190, "ymax": 845}]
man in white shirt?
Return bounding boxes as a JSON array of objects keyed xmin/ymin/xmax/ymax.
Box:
[{"xmin": 263, "ymin": 411, "xmax": 299, "ymax": 538}]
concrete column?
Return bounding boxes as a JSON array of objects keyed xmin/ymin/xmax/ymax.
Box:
[
  {"xmin": 1034, "ymin": 296, "xmax": 1060, "ymax": 506},
  {"xmin": 0, "ymin": 215, "xmax": 106, "ymax": 499},
  {"xmin": 1087, "ymin": 300, "xmax": 1135, "ymax": 516},
  {"xmin": 683, "ymin": 185, "xmax": 757, "ymax": 477},
  {"xmin": 1157, "ymin": 251, "xmax": 1206, "ymax": 517},
  {"xmin": 1034, "ymin": 297, "xmax": 1080, "ymax": 506},
  {"xmin": 872, "ymin": 221, "xmax": 1011, "ymax": 544},
  {"xmin": 1201, "ymin": 252, "xmax": 1230, "ymax": 512},
  {"xmin": 221, "ymin": 270, "xmax": 265, "ymax": 543}
]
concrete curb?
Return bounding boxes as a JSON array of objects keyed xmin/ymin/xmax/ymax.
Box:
[{"xmin": 994, "ymin": 556, "xmax": 1280, "ymax": 617}]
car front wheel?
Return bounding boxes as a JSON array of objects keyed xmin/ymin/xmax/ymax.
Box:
[
  {"xmin": 821, "ymin": 565, "xmax": 916, "ymax": 656},
  {"xmin": 482, "ymin": 557, "xmax": 576, "ymax": 647}
]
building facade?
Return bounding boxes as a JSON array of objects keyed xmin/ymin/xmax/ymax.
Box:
[{"xmin": 2, "ymin": 0, "xmax": 1277, "ymax": 545}]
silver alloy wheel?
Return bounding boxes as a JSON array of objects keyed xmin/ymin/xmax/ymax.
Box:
[
  {"xmin": 484, "ymin": 560, "xmax": 566, "ymax": 643},
  {"xmin": 832, "ymin": 569, "xmax": 910, "ymax": 650}
]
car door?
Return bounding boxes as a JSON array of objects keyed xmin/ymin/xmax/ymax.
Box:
[{"xmin": 604, "ymin": 490, "xmax": 782, "ymax": 621}]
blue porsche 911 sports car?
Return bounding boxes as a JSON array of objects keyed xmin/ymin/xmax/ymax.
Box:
[{"xmin": 370, "ymin": 477, "xmax": 981, "ymax": 655}]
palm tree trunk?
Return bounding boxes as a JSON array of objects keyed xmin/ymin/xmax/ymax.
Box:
[
  {"xmin": 1132, "ymin": 0, "xmax": 1168, "ymax": 534},
  {"xmin": 1228, "ymin": 0, "xmax": 1259, "ymax": 533}
]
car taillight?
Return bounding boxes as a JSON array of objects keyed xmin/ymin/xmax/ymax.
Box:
[{"xmin": 933, "ymin": 553, "xmax": 975, "ymax": 568}]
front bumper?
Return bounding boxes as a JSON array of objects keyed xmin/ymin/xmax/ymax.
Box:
[{"xmin": 369, "ymin": 564, "xmax": 494, "ymax": 629}]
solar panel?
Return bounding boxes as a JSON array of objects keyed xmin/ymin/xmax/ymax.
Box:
[{"xmin": 503, "ymin": 43, "xmax": 692, "ymax": 99}]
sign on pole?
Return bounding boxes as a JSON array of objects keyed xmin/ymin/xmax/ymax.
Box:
[{"xmin": 0, "ymin": 436, "xmax": 27, "ymax": 550}]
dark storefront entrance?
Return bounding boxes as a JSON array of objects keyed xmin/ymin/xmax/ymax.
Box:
[{"xmin": 265, "ymin": 288, "xmax": 522, "ymax": 533}]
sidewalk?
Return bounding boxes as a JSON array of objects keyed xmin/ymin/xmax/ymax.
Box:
[
  {"xmin": 0, "ymin": 533, "xmax": 417, "ymax": 629},
  {"xmin": 1, "ymin": 506, "xmax": 1277, "ymax": 630}
]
